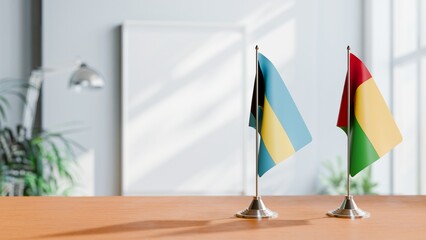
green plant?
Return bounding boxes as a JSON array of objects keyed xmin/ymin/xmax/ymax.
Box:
[
  {"xmin": 319, "ymin": 156, "xmax": 378, "ymax": 195},
  {"xmin": 0, "ymin": 78, "xmax": 81, "ymax": 196},
  {"xmin": 0, "ymin": 125, "xmax": 83, "ymax": 196}
]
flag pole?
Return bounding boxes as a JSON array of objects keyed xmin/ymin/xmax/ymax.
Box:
[
  {"xmin": 346, "ymin": 45, "xmax": 351, "ymax": 198},
  {"xmin": 326, "ymin": 46, "xmax": 369, "ymax": 219},
  {"xmin": 236, "ymin": 45, "xmax": 277, "ymax": 219},
  {"xmin": 255, "ymin": 45, "xmax": 259, "ymax": 198}
]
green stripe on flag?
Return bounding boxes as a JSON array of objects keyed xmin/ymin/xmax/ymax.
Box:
[{"xmin": 350, "ymin": 118, "xmax": 380, "ymax": 177}]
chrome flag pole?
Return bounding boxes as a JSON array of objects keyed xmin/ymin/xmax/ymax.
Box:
[
  {"xmin": 236, "ymin": 45, "xmax": 277, "ymax": 219},
  {"xmin": 327, "ymin": 46, "xmax": 370, "ymax": 219}
]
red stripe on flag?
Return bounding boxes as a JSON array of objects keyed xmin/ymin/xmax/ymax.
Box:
[{"xmin": 337, "ymin": 53, "xmax": 373, "ymax": 128}]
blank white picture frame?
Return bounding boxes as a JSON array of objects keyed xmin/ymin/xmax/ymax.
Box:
[{"xmin": 121, "ymin": 21, "xmax": 247, "ymax": 195}]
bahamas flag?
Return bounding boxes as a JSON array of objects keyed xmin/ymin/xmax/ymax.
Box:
[
  {"xmin": 337, "ymin": 53, "xmax": 402, "ymax": 177},
  {"xmin": 249, "ymin": 53, "xmax": 312, "ymax": 177}
]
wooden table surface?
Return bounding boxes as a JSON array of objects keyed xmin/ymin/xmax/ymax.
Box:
[{"xmin": 1, "ymin": 196, "xmax": 425, "ymax": 240}]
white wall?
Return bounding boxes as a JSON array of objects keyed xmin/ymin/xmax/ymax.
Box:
[
  {"xmin": 0, "ymin": 0, "xmax": 32, "ymax": 127},
  {"xmin": 42, "ymin": 0, "xmax": 363, "ymax": 195}
]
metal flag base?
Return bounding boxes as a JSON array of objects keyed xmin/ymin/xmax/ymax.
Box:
[
  {"xmin": 236, "ymin": 196, "xmax": 278, "ymax": 219},
  {"xmin": 327, "ymin": 195, "xmax": 370, "ymax": 219}
]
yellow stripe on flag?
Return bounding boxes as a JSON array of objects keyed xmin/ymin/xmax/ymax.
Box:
[
  {"xmin": 261, "ymin": 97, "xmax": 295, "ymax": 163},
  {"xmin": 354, "ymin": 79, "xmax": 402, "ymax": 156}
]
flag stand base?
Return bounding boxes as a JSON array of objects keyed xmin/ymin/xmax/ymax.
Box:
[
  {"xmin": 327, "ymin": 195, "xmax": 370, "ymax": 219},
  {"xmin": 236, "ymin": 196, "xmax": 277, "ymax": 219}
]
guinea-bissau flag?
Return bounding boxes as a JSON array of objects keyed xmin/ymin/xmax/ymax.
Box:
[
  {"xmin": 337, "ymin": 53, "xmax": 402, "ymax": 177},
  {"xmin": 249, "ymin": 53, "xmax": 311, "ymax": 177}
]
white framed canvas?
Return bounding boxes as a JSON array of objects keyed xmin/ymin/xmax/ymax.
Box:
[{"xmin": 121, "ymin": 21, "xmax": 248, "ymax": 195}]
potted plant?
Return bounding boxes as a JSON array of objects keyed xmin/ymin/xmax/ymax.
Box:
[{"xmin": 0, "ymin": 79, "xmax": 80, "ymax": 196}]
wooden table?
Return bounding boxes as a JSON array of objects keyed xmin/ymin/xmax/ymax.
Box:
[{"xmin": 1, "ymin": 196, "xmax": 425, "ymax": 239}]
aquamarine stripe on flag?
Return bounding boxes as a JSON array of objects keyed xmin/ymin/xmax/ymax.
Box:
[
  {"xmin": 258, "ymin": 140, "xmax": 276, "ymax": 176},
  {"xmin": 258, "ymin": 53, "xmax": 312, "ymax": 150}
]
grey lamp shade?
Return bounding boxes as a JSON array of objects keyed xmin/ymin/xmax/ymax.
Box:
[{"xmin": 69, "ymin": 63, "xmax": 104, "ymax": 90}]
